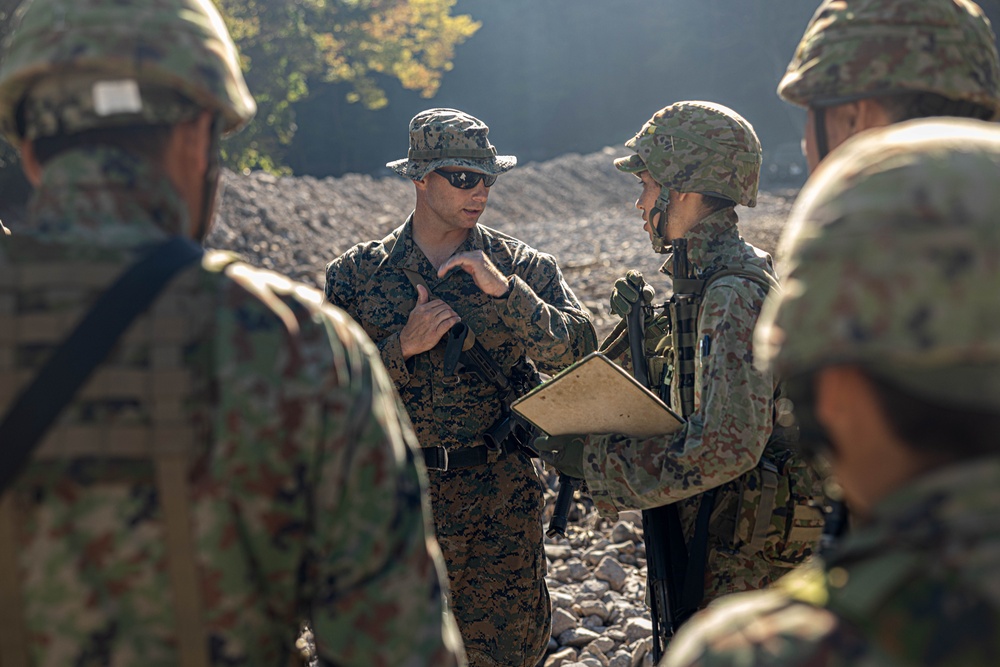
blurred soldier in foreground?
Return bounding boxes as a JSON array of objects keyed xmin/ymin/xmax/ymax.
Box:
[
  {"xmin": 662, "ymin": 117, "xmax": 1000, "ymax": 667},
  {"xmin": 325, "ymin": 108, "xmax": 597, "ymax": 667},
  {"xmin": 0, "ymin": 0, "xmax": 463, "ymax": 664},
  {"xmin": 779, "ymin": 0, "xmax": 1000, "ymax": 171},
  {"xmin": 537, "ymin": 102, "xmax": 824, "ymax": 641}
]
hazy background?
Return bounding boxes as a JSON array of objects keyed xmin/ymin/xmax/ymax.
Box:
[{"xmin": 4, "ymin": 0, "xmax": 1000, "ymax": 211}]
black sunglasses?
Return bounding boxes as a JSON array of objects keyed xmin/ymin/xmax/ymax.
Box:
[{"xmin": 433, "ymin": 168, "xmax": 498, "ymax": 189}]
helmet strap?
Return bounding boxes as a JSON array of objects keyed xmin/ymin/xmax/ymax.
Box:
[
  {"xmin": 193, "ymin": 116, "xmax": 222, "ymax": 243},
  {"xmin": 812, "ymin": 107, "xmax": 831, "ymax": 164},
  {"xmin": 649, "ymin": 190, "xmax": 671, "ymax": 254}
]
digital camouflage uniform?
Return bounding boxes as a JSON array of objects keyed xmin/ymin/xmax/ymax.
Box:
[
  {"xmin": 0, "ymin": 1, "xmax": 464, "ymax": 666},
  {"xmin": 662, "ymin": 118, "xmax": 1000, "ymax": 667},
  {"xmin": 585, "ymin": 103, "xmax": 823, "ymax": 606},
  {"xmin": 325, "ymin": 109, "xmax": 597, "ymax": 667}
]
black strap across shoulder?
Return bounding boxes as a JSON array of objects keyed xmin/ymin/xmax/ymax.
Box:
[{"xmin": 0, "ymin": 237, "xmax": 204, "ymax": 496}]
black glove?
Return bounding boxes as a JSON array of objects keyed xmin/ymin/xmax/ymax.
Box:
[
  {"xmin": 610, "ymin": 270, "xmax": 654, "ymax": 318},
  {"xmin": 534, "ymin": 434, "xmax": 587, "ymax": 479}
]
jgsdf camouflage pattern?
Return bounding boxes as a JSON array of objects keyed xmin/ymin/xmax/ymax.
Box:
[
  {"xmin": 0, "ymin": 0, "xmax": 463, "ymax": 664},
  {"xmin": 586, "ymin": 209, "xmax": 806, "ymax": 604},
  {"xmin": 0, "ymin": 147, "xmax": 465, "ymax": 666},
  {"xmin": 326, "ymin": 217, "xmax": 597, "ymax": 667},
  {"xmin": 777, "ymin": 0, "xmax": 1000, "ymax": 117},
  {"xmin": 614, "ymin": 101, "xmax": 762, "ymax": 207},
  {"xmin": 581, "ymin": 104, "xmax": 823, "ymax": 609},
  {"xmin": 0, "ymin": 0, "xmax": 255, "ymax": 140},
  {"xmin": 661, "ymin": 118, "xmax": 1000, "ymax": 666},
  {"xmin": 387, "ymin": 108, "xmax": 517, "ymax": 180}
]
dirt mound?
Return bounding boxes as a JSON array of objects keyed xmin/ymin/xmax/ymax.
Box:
[{"xmin": 208, "ymin": 146, "xmax": 796, "ymax": 339}]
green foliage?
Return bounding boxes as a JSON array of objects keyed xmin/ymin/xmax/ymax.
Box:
[{"xmin": 214, "ymin": 0, "xmax": 480, "ymax": 174}]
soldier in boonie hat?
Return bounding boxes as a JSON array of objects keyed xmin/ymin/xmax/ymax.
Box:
[
  {"xmin": 387, "ymin": 108, "xmax": 516, "ymax": 180},
  {"xmin": 326, "ymin": 105, "xmax": 596, "ymax": 667}
]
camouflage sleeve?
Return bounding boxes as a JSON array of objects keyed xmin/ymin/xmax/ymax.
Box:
[
  {"xmin": 310, "ymin": 308, "xmax": 464, "ymax": 665},
  {"xmin": 584, "ymin": 279, "xmax": 772, "ymax": 518},
  {"xmin": 325, "ymin": 252, "xmax": 413, "ymax": 388},
  {"xmin": 496, "ymin": 252, "xmax": 597, "ymax": 373},
  {"xmin": 661, "ymin": 588, "xmax": 847, "ymax": 667},
  {"xmin": 214, "ymin": 270, "xmax": 463, "ymax": 666}
]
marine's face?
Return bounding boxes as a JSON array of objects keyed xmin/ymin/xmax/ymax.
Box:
[{"xmin": 417, "ymin": 166, "xmax": 491, "ymax": 231}]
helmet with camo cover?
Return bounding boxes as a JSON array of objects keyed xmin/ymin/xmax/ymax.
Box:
[
  {"xmin": 0, "ymin": 0, "xmax": 256, "ymax": 143},
  {"xmin": 778, "ymin": 0, "xmax": 1000, "ymax": 118},
  {"xmin": 614, "ymin": 101, "xmax": 762, "ymax": 208},
  {"xmin": 756, "ymin": 117, "xmax": 1000, "ymax": 412}
]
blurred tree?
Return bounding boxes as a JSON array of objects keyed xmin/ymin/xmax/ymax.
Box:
[{"xmin": 214, "ymin": 0, "xmax": 480, "ymax": 174}]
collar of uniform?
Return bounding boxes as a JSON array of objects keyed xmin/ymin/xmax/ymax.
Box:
[
  {"xmin": 659, "ymin": 208, "xmax": 740, "ymax": 278},
  {"xmin": 25, "ymin": 146, "xmax": 187, "ymax": 249},
  {"xmin": 384, "ymin": 215, "xmax": 486, "ymax": 278},
  {"xmin": 835, "ymin": 456, "xmax": 1000, "ymax": 560}
]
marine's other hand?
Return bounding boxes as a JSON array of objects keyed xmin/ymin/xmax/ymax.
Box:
[
  {"xmin": 534, "ymin": 434, "xmax": 588, "ymax": 479},
  {"xmin": 400, "ymin": 284, "xmax": 461, "ymax": 359},
  {"xmin": 610, "ymin": 270, "xmax": 654, "ymax": 318}
]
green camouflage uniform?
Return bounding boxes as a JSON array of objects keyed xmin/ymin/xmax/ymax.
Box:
[
  {"xmin": 325, "ymin": 109, "xmax": 597, "ymax": 667},
  {"xmin": 662, "ymin": 118, "xmax": 1000, "ymax": 667},
  {"xmin": 0, "ymin": 1, "xmax": 464, "ymax": 665},
  {"xmin": 582, "ymin": 103, "xmax": 820, "ymax": 605}
]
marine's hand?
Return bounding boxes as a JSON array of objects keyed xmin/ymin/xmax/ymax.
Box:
[
  {"xmin": 438, "ymin": 250, "xmax": 511, "ymax": 298},
  {"xmin": 400, "ymin": 284, "xmax": 461, "ymax": 359},
  {"xmin": 535, "ymin": 434, "xmax": 588, "ymax": 479},
  {"xmin": 610, "ymin": 270, "xmax": 654, "ymax": 318}
]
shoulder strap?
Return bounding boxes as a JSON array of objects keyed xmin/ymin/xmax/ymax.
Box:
[
  {"xmin": 0, "ymin": 236, "xmax": 203, "ymax": 495},
  {"xmin": 701, "ymin": 266, "xmax": 781, "ymax": 297}
]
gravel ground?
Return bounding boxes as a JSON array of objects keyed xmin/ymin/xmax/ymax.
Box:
[{"xmin": 206, "ymin": 148, "xmax": 799, "ymax": 667}]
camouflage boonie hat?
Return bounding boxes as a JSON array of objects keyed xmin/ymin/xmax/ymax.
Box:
[
  {"xmin": 778, "ymin": 0, "xmax": 1000, "ymax": 118},
  {"xmin": 0, "ymin": 0, "xmax": 256, "ymax": 143},
  {"xmin": 614, "ymin": 101, "xmax": 762, "ymax": 207},
  {"xmin": 756, "ymin": 118, "xmax": 1000, "ymax": 412},
  {"xmin": 387, "ymin": 108, "xmax": 516, "ymax": 180}
]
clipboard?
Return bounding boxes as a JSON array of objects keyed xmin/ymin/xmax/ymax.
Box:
[{"xmin": 511, "ymin": 352, "xmax": 684, "ymax": 438}]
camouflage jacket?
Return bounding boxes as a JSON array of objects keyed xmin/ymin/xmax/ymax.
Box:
[
  {"xmin": 664, "ymin": 457, "xmax": 1000, "ymax": 667},
  {"xmin": 0, "ymin": 147, "xmax": 464, "ymax": 667},
  {"xmin": 324, "ymin": 216, "xmax": 597, "ymax": 455},
  {"xmin": 585, "ymin": 209, "xmax": 776, "ymax": 517},
  {"xmin": 585, "ymin": 209, "xmax": 793, "ymax": 599}
]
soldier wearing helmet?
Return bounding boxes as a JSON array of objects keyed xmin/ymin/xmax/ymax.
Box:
[
  {"xmin": 0, "ymin": 0, "xmax": 464, "ymax": 665},
  {"xmin": 662, "ymin": 117, "xmax": 1000, "ymax": 667},
  {"xmin": 538, "ymin": 101, "xmax": 824, "ymax": 619},
  {"xmin": 779, "ymin": 0, "xmax": 1000, "ymax": 170}
]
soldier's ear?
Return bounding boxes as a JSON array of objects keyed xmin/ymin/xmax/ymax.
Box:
[{"xmin": 19, "ymin": 140, "xmax": 42, "ymax": 187}]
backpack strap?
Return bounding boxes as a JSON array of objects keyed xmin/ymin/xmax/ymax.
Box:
[{"xmin": 0, "ymin": 237, "xmax": 205, "ymax": 667}]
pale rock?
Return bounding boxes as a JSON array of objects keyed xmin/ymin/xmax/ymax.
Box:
[
  {"xmin": 551, "ymin": 607, "xmax": 579, "ymax": 638},
  {"xmin": 594, "ymin": 556, "xmax": 627, "ymax": 592},
  {"xmin": 559, "ymin": 627, "xmax": 602, "ymax": 648},
  {"xmin": 544, "ymin": 646, "xmax": 578, "ymax": 667},
  {"xmin": 624, "ymin": 617, "xmax": 653, "ymax": 643}
]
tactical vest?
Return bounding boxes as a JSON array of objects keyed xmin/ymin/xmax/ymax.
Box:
[
  {"xmin": 602, "ymin": 266, "xmax": 826, "ymax": 567},
  {"xmin": 0, "ymin": 250, "xmax": 308, "ymax": 667}
]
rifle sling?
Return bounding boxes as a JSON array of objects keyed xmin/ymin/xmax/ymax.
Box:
[{"xmin": 0, "ymin": 237, "xmax": 206, "ymax": 667}]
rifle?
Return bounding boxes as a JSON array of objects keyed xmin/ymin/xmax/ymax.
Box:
[
  {"xmin": 628, "ymin": 239, "xmax": 710, "ymax": 661},
  {"xmin": 443, "ymin": 323, "xmax": 579, "ymax": 539},
  {"xmin": 627, "ymin": 274, "xmax": 684, "ymax": 662}
]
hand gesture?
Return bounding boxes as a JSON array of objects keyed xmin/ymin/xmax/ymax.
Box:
[
  {"xmin": 609, "ymin": 270, "xmax": 654, "ymax": 318},
  {"xmin": 399, "ymin": 285, "xmax": 461, "ymax": 359},
  {"xmin": 438, "ymin": 250, "xmax": 510, "ymax": 298}
]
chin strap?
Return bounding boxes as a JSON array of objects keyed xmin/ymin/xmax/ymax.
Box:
[
  {"xmin": 193, "ymin": 116, "xmax": 222, "ymax": 243},
  {"xmin": 649, "ymin": 190, "xmax": 672, "ymax": 254},
  {"xmin": 812, "ymin": 107, "xmax": 830, "ymax": 165}
]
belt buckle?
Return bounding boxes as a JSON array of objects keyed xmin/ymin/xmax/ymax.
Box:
[{"xmin": 423, "ymin": 446, "xmax": 449, "ymax": 471}]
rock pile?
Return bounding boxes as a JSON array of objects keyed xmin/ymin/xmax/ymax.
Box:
[{"xmin": 205, "ymin": 147, "xmax": 798, "ymax": 666}]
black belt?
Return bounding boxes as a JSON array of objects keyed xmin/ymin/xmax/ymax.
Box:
[{"xmin": 421, "ymin": 439, "xmax": 523, "ymax": 471}]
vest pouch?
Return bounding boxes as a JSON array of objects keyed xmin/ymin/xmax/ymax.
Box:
[{"xmin": 734, "ymin": 451, "xmax": 826, "ymax": 567}]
